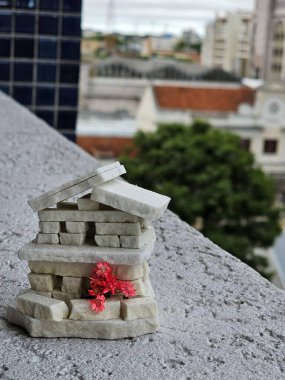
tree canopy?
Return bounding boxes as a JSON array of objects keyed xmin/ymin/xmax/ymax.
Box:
[{"xmin": 120, "ymin": 121, "xmax": 281, "ymax": 279}]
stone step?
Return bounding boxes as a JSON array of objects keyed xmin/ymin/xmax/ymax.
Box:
[
  {"xmin": 19, "ymin": 239, "xmax": 156, "ymax": 265},
  {"xmin": 7, "ymin": 304, "xmax": 159, "ymax": 339}
]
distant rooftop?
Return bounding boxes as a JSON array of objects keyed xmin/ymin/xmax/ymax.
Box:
[
  {"xmin": 95, "ymin": 57, "xmax": 241, "ymax": 82},
  {"xmin": 153, "ymin": 85, "xmax": 256, "ymax": 112}
]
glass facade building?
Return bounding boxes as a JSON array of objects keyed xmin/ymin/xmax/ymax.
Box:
[{"xmin": 0, "ymin": 0, "xmax": 82, "ymax": 140}]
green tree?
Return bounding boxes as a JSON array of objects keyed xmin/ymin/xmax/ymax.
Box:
[
  {"xmin": 120, "ymin": 121, "xmax": 281, "ymax": 279},
  {"xmin": 174, "ymin": 40, "xmax": 187, "ymax": 51}
]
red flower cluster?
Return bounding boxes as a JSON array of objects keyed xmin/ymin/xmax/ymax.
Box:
[{"xmin": 88, "ymin": 261, "xmax": 136, "ymax": 312}]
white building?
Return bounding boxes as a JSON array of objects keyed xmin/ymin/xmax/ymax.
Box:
[
  {"xmin": 141, "ymin": 35, "xmax": 179, "ymax": 56},
  {"xmin": 136, "ymin": 82, "xmax": 285, "ymax": 198},
  {"xmin": 182, "ymin": 29, "xmax": 201, "ymax": 45},
  {"xmin": 201, "ymin": 11, "xmax": 253, "ymax": 78}
]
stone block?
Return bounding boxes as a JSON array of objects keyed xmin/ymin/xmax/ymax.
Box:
[
  {"xmin": 39, "ymin": 221, "xmax": 60, "ymax": 234},
  {"xmin": 91, "ymin": 179, "xmax": 170, "ymax": 220},
  {"xmin": 28, "ymin": 162, "xmax": 126, "ymax": 212},
  {"xmin": 38, "ymin": 209, "xmax": 138, "ymax": 223},
  {"xmin": 111, "ymin": 264, "xmax": 144, "ymax": 280},
  {"xmin": 143, "ymin": 279, "xmax": 155, "ymax": 298},
  {"xmin": 52, "ymin": 289, "xmax": 81, "ymax": 301},
  {"xmin": 66, "ymin": 221, "xmax": 88, "ymax": 234},
  {"xmin": 77, "ymin": 195, "xmax": 100, "ymax": 211},
  {"xmin": 28, "ymin": 273, "xmax": 58, "ymax": 292},
  {"xmin": 143, "ymin": 262, "xmax": 150, "ymax": 280},
  {"xmin": 121, "ymin": 297, "xmax": 158, "ymax": 321},
  {"xmin": 139, "ymin": 218, "xmax": 151, "ymax": 229},
  {"xmin": 69, "ymin": 299, "xmax": 120, "ymax": 321},
  {"xmin": 57, "ymin": 202, "xmax": 77, "ymax": 210},
  {"xmin": 57, "ymin": 263, "xmax": 94, "ymax": 277},
  {"xmin": 131, "ymin": 278, "xmax": 145, "ymax": 296},
  {"xmin": 36, "ymin": 233, "xmax": 59, "ymax": 245},
  {"xmin": 7, "ymin": 304, "xmax": 160, "ymax": 338},
  {"xmin": 96, "ymin": 222, "xmax": 141, "ymax": 236},
  {"xmin": 131, "ymin": 278, "xmax": 155, "ymax": 297},
  {"xmin": 61, "ymin": 277, "xmax": 89, "ymax": 293},
  {"xmin": 20, "ymin": 239, "xmax": 155, "ymax": 265},
  {"xmin": 29, "ymin": 261, "xmax": 56, "ymax": 274},
  {"xmin": 59, "ymin": 232, "xmax": 85, "ymax": 246},
  {"xmin": 120, "ymin": 227, "xmax": 156, "ymax": 248},
  {"xmin": 33, "ymin": 290, "xmax": 52, "ymax": 298},
  {"xmin": 95, "ymin": 235, "xmax": 120, "ymax": 248},
  {"xmin": 18, "ymin": 289, "xmax": 52, "ymax": 298},
  {"xmin": 16, "ymin": 291, "xmax": 69, "ymax": 321}
]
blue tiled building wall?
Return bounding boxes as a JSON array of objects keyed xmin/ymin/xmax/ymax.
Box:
[{"xmin": 0, "ymin": 0, "xmax": 82, "ymax": 140}]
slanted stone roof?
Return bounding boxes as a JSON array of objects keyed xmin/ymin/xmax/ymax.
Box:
[{"xmin": 0, "ymin": 92, "xmax": 284, "ymax": 379}]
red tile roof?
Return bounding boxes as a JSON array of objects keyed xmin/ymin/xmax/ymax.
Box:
[{"xmin": 153, "ymin": 85, "xmax": 256, "ymax": 112}]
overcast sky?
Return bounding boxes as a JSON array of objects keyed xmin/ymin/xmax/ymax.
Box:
[{"xmin": 82, "ymin": 0, "xmax": 255, "ymax": 36}]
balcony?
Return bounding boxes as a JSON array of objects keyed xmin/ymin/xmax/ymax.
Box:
[{"xmin": 0, "ymin": 92, "xmax": 284, "ymax": 379}]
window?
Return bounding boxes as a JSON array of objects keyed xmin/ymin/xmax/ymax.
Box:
[
  {"xmin": 62, "ymin": 131, "xmax": 76, "ymax": 141},
  {"xmin": 14, "ymin": 38, "xmax": 34, "ymax": 58},
  {"xmin": 61, "ymin": 40, "xmax": 80, "ymax": 60},
  {"xmin": 35, "ymin": 110, "xmax": 54, "ymax": 126},
  {"xmin": 0, "ymin": 62, "xmax": 9, "ymax": 81},
  {"xmin": 38, "ymin": 39, "xmax": 57, "ymax": 59},
  {"xmin": 39, "ymin": 0, "xmax": 59, "ymax": 11},
  {"xmin": 240, "ymin": 138, "xmax": 251, "ymax": 151},
  {"xmin": 0, "ymin": 38, "xmax": 10, "ymax": 57},
  {"xmin": 14, "ymin": 62, "xmax": 33, "ymax": 82},
  {"xmin": 0, "ymin": 12, "xmax": 11, "ymax": 32},
  {"xmin": 0, "ymin": 84, "xmax": 9, "ymax": 94},
  {"xmin": 60, "ymin": 64, "xmax": 79, "ymax": 83},
  {"xmin": 39, "ymin": 15, "xmax": 58, "ymax": 35},
  {"xmin": 37, "ymin": 63, "xmax": 56, "ymax": 82},
  {"xmin": 13, "ymin": 85, "xmax": 32, "ymax": 105},
  {"xmin": 15, "ymin": 0, "xmax": 35, "ymax": 8},
  {"xmin": 57, "ymin": 110, "xmax": 77, "ymax": 130},
  {"xmin": 59, "ymin": 87, "xmax": 78, "ymax": 106},
  {"xmin": 15, "ymin": 14, "xmax": 35, "ymax": 34},
  {"xmin": 63, "ymin": 0, "xmax": 82, "ymax": 13},
  {"xmin": 62, "ymin": 16, "xmax": 81, "ymax": 36},
  {"xmin": 0, "ymin": 0, "xmax": 12, "ymax": 8},
  {"xmin": 36, "ymin": 86, "xmax": 55, "ymax": 106},
  {"xmin": 263, "ymin": 139, "xmax": 278, "ymax": 154}
]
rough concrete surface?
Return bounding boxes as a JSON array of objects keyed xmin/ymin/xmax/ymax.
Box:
[{"xmin": 0, "ymin": 92, "xmax": 284, "ymax": 379}]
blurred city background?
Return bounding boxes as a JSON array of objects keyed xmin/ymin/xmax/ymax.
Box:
[{"xmin": 1, "ymin": 0, "xmax": 285, "ymax": 288}]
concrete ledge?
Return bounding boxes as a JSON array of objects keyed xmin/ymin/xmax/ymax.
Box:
[{"xmin": 1, "ymin": 92, "xmax": 285, "ymax": 379}]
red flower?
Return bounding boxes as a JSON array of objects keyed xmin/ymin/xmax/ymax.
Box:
[
  {"xmin": 88, "ymin": 261, "xmax": 136, "ymax": 313},
  {"xmin": 92, "ymin": 261, "xmax": 112, "ymax": 278},
  {"xmin": 116, "ymin": 280, "xmax": 136, "ymax": 298},
  {"xmin": 89, "ymin": 295, "xmax": 105, "ymax": 312}
]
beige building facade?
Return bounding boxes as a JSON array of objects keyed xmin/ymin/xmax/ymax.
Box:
[
  {"xmin": 253, "ymin": 0, "xmax": 285, "ymax": 82},
  {"xmin": 201, "ymin": 12, "xmax": 253, "ymax": 77}
]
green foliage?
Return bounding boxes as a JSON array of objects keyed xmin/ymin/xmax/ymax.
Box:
[
  {"xmin": 120, "ymin": 121, "xmax": 281, "ymax": 279},
  {"xmin": 174, "ymin": 40, "xmax": 187, "ymax": 51}
]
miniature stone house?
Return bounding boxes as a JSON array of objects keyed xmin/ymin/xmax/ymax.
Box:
[{"xmin": 7, "ymin": 162, "xmax": 170, "ymax": 339}]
